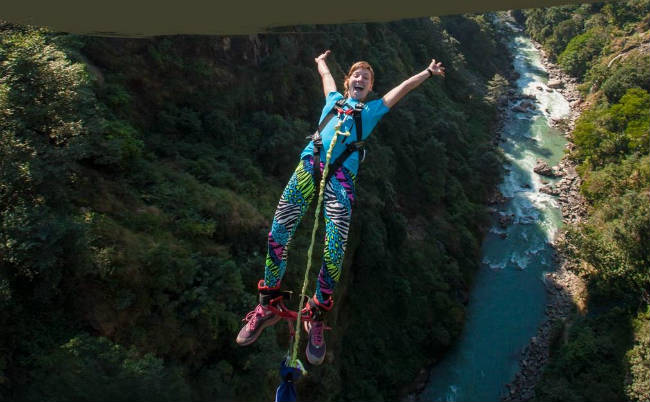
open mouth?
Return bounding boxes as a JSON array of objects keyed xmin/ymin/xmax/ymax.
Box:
[{"xmin": 353, "ymin": 86, "xmax": 364, "ymax": 92}]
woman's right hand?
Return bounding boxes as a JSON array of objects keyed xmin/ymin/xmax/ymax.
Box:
[{"xmin": 315, "ymin": 50, "xmax": 331, "ymax": 64}]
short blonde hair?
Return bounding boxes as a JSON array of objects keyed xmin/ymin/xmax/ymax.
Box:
[{"xmin": 343, "ymin": 61, "xmax": 375, "ymax": 98}]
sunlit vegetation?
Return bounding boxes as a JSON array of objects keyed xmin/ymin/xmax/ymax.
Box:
[{"xmin": 519, "ymin": 2, "xmax": 650, "ymax": 401}]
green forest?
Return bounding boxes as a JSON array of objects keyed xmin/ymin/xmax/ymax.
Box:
[
  {"xmin": 0, "ymin": 16, "xmax": 510, "ymax": 402},
  {"xmin": 514, "ymin": 2, "xmax": 649, "ymax": 401},
  {"xmin": 1, "ymin": 1, "xmax": 648, "ymax": 401}
]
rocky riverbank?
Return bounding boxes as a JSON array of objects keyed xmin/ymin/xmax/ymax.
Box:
[{"xmin": 501, "ymin": 40, "xmax": 588, "ymax": 402}]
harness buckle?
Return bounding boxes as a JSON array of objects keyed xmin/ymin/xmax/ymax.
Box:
[{"xmin": 310, "ymin": 132, "xmax": 323, "ymax": 148}]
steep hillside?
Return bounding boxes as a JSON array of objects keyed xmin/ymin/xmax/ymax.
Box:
[{"xmin": 0, "ymin": 17, "xmax": 511, "ymax": 401}]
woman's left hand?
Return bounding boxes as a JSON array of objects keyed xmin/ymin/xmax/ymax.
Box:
[
  {"xmin": 428, "ymin": 59, "xmax": 445, "ymax": 77},
  {"xmin": 315, "ymin": 50, "xmax": 331, "ymax": 64}
]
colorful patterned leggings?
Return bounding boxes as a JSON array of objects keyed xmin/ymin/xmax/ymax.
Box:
[{"xmin": 264, "ymin": 155, "xmax": 356, "ymax": 305}]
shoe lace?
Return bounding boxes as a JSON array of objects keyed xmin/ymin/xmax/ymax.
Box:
[{"xmin": 243, "ymin": 304, "xmax": 266, "ymax": 329}]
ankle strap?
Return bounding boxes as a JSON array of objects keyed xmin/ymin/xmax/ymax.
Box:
[
  {"xmin": 257, "ymin": 279, "xmax": 281, "ymax": 292},
  {"xmin": 309, "ymin": 295, "xmax": 333, "ymax": 311},
  {"xmin": 304, "ymin": 295, "xmax": 333, "ymax": 321},
  {"xmin": 257, "ymin": 280, "xmax": 294, "ymax": 307}
]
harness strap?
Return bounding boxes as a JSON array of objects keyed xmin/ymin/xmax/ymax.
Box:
[
  {"xmin": 312, "ymin": 100, "xmax": 365, "ymax": 188},
  {"xmin": 324, "ymin": 101, "xmax": 365, "ymax": 183},
  {"xmin": 311, "ymin": 99, "xmax": 347, "ymax": 185},
  {"xmin": 325, "ymin": 141, "xmax": 364, "ymax": 184},
  {"xmin": 319, "ymin": 99, "xmax": 347, "ymax": 133}
]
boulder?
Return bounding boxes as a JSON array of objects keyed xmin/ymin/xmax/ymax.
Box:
[
  {"xmin": 548, "ymin": 79, "xmax": 564, "ymax": 88},
  {"xmin": 533, "ymin": 160, "xmax": 559, "ymax": 177},
  {"xmin": 520, "ymin": 100, "xmax": 536, "ymax": 110},
  {"xmin": 488, "ymin": 191, "xmax": 510, "ymax": 205},
  {"xmin": 540, "ymin": 185, "xmax": 560, "ymax": 196},
  {"xmin": 499, "ymin": 213, "xmax": 515, "ymax": 228}
]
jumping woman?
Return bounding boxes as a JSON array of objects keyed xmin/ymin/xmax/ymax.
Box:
[{"xmin": 236, "ymin": 50, "xmax": 445, "ymax": 366}]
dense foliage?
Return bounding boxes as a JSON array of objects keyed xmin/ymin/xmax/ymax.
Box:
[
  {"xmin": 0, "ymin": 16, "xmax": 509, "ymax": 401},
  {"xmin": 519, "ymin": 2, "xmax": 650, "ymax": 401}
]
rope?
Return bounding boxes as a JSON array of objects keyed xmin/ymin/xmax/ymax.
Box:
[{"xmin": 290, "ymin": 116, "xmax": 350, "ymax": 367}]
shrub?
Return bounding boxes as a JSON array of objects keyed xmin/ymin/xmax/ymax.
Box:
[
  {"xmin": 601, "ymin": 52, "xmax": 650, "ymax": 102},
  {"xmin": 558, "ymin": 27, "xmax": 608, "ymax": 79}
]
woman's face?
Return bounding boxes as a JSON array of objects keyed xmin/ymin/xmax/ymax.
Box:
[{"xmin": 348, "ymin": 67, "xmax": 373, "ymax": 100}]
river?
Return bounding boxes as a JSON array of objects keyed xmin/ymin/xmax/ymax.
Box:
[{"xmin": 419, "ymin": 18, "xmax": 571, "ymax": 402}]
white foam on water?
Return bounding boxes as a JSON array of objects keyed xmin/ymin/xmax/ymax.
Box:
[
  {"xmin": 510, "ymin": 253, "xmax": 530, "ymax": 270},
  {"xmin": 524, "ymin": 88, "xmax": 571, "ymax": 122},
  {"xmin": 489, "ymin": 227, "xmax": 507, "ymax": 236},
  {"xmin": 446, "ymin": 385, "xmax": 459, "ymax": 402},
  {"xmin": 526, "ymin": 243, "xmax": 546, "ymax": 256},
  {"xmin": 503, "ymin": 20, "xmax": 523, "ymax": 32},
  {"xmin": 483, "ymin": 256, "xmax": 508, "ymax": 270}
]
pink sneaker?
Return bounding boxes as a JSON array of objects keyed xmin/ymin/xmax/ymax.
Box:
[
  {"xmin": 305, "ymin": 320, "xmax": 327, "ymax": 365},
  {"xmin": 236, "ymin": 304, "xmax": 281, "ymax": 346},
  {"xmin": 302, "ymin": 295, "xmax": 332, "ymax": 365}
]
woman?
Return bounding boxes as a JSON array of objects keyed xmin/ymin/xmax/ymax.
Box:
[{"xmin": 236, "ymin": 50, "xmax": 445, "ymax": 365}]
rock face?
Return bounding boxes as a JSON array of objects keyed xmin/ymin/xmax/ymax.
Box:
[{"xmin": 499, "ymin": 213, "xmax": 515, "ymax": 228}]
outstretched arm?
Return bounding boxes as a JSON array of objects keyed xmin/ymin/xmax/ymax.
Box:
[
  {"xmin": 315, "ymin": 50, "xmax": 337, "ymax": 98},
  {"xmin": 381, "ymin": 59, "xmax": 445, "ymax": 109}
]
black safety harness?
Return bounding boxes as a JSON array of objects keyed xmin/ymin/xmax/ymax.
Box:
[{"xmin": 309, "ymin": 99, "xmax": 366, "ymax": 187}]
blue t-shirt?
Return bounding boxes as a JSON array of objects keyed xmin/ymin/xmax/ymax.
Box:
[{"xmin": 301, "ymin": 91, "xmax": 390, "ymax": 174}]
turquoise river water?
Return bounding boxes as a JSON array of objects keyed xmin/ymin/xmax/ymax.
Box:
[{"xmin": 421, "ymin": 20, "xmax": 570, "ymax": 402}]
